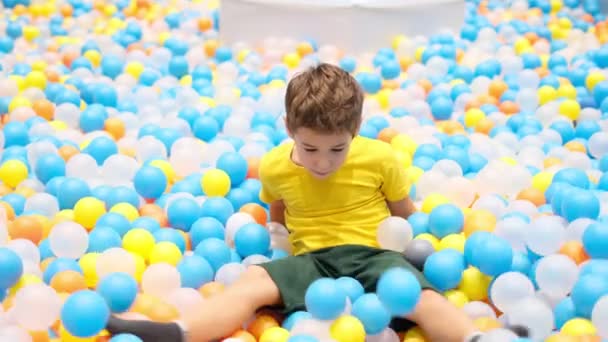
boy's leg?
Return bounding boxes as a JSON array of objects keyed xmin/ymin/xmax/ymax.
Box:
[{"xmin": 107, "ymin": 265, "xmax": 281, "ymax": 342}]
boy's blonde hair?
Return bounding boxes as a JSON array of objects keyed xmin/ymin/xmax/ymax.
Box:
[{"xmin": 285, "ymin": 63, "xmax": 364, "ymax": 135}]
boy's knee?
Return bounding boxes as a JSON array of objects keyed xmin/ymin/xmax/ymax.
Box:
[
  {"xmin": 239, "ymin": 266, "xmax": 281, "ymax": 306},
  {"xmin": 242, "ymin": 265, "xmax": 273, "ymax": 283}
]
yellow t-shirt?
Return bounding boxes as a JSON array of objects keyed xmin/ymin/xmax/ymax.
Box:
[{"xmin": 258, "ymin": 136, "xmax": 410, "ymax": 255}]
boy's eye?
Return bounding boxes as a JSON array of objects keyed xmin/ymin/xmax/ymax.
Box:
[
  {"xmin": 331, "ymin": 148, "xmax": 344, "ymax": 152},
  {"xmin": 304, "ymin": 148, "xmax": 317, "ymax": 152}
]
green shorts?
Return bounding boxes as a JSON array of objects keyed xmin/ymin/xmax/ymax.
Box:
[{"xmin": 259, "ymin": 244, "xmax": 436, "ymax": 332}]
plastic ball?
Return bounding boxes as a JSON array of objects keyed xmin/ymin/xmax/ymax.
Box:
[
  {"xmin": 423, "ymin": 249, "xmax": 465, "ymax": 291},
  {"xmin": 234, "ymin": 223, "xmax": 271, "ymax": 258},
  {"xmin": 122, "ymin": 228, "xmax": 156, "ymax": 260},
  {"xmin": 582, "ymin": 222, "xmax": 608, "ymax": 259},
  {"xmin": 305, "ymin": 278, "xmax": 347, "ymax": 320},
  {"xmin": 428, "ymin": 204, "xmax": 464, "ymax": 238},
  {"xmin": 470, "ymin": 235, "xmax": 513, "ymax": 277},
  {"xmin": 377, "ymin": 267, "xmax": 421, "ymax": 315},
  {"xmin": 201, "ymin": 169, "xmax": 231, "ymax": 197},
  {"xmin": 0, "ymin": 159, "xmax": 28, "ymax": 188},
  {"xmin": 13, "ymin": 283, "xmax": 62, "ymax": 331},
  {"xmin": 351, "ymin": 293, "xmax": 391, "ymax": 335},
  {"xmin": 490, "ymin": 272, "xmax": 535, "ymax": 313},
  {"xmin": 403, "ymin": 239, "xmax": 435, "ymax": 270},
  {"xmin": 73, "ymin": 197, "xmax": 106, "ymax": 230},
  {"xmin": 49, "ymin": 221, "xmax": 89, "ymax": 259},
  {"xmin": 177, "ymin": 255, "xmax": 214, "ymax": 289},
  {"xmin": 0, "ymin": 247, "xmax": 23, "ymax": 289},
  {"xmin": 148, "ymin": 241, "xmax": 183, "ymax": 266},
  {"xmin": 134, "ymin": 165, "xmax": 167, "ymax": 200},
  {"xmin": 377, "ymin": 216, "xmax": 413, "ymax": 252},
  {"xmin": 167, "ymin": 197, "xmax": 200, "ymax": 231},
  {"xmin": 60, "ymin": 290, "xmax": 110, "ymax": 337},
  {"xmin": 97, "ymin": 272, "xmax": 138, "ymax": 313},
  {"xmin": 330, "ymin": 315, "xmax": 366, "ymax": 342}
]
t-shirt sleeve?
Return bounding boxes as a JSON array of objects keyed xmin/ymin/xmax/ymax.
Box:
[
  {"xmin": 380, "ymin": 147, "xmax": 410, "ymax": 202},
  {"xmin": 258, "ymin": 153, "xmax": 281, "ymax": 204}
]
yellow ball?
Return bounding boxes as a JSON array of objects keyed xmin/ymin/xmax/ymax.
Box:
[
  {"xmin": 180, "ymin": 75, "xmax": 192, "ymax": 86},
  {"xmin": 499, "ymin": 156, "xmax": 517, "ymax": 166},
  {"xmin": 444, "ymin": 289, "xmax": 469, "ymax": 308},
  {"xmin": 551, "ymin": 0, "xmax": 563, "ymax": 12},
  {"xmin": 421, "ymin": 193, "xmax": 450, "ymax": 214},
  {"xmin": 125, "ymin": 61, "xmax": 145, "ymax": 79},
  {"xmin": 560, "ymin": 318, "xmax": 597, "ymax": 337},
  {"xmin": 200, "ymin": 96, "xmax": 216, "ymax": 108},
  {"xmin": 464, "ymin": 108, "xmax": 485, "ymax": 128},
  {"xmin": 532, "ymin": 171, "xmax": 553, "ymax": 193},
  {"xmin": 131, "ymin": 252, "xmax": 146, "ymax": 282},
  {"xmin": 0, "ymin": 159, "xmax": 28, "ymax": 188},
  {"xmin": 415, "ymin": 233, "xmax": 440, "ymax": 250},
  {"xmin": 586, "ymin": 71, "xmax": 606, "ymax": 91},
  {"xmin": 148, "ymin": 241, "xmax": 183, "ymax": 266},
  {"xmin": 201, "ymin": 169, "xmax": 231, "ymax": 197},
  {"xmin": 558, "ymin": 99, "xmax": 581, "ymax": 120},
  {"xmin": 537, "ymin": 85, "xmax": 557, "ymax": 105},
  {"xmin": 329, "ymin": 315, "xmax": 366, "ymax": 342},
  {"xmin": 82, "ymin": 50, "xmax": 101, "ymax": 68},
  {"xmin": 110, "ymin": 202, "xmax": 140, "ymax": 221},
  {"xmin": 31, "ymin": 60, "xmax": 48, "ymax": 72},
  {"xmin": 557, "ymin": 84, "xmax": 576, "ymax": 100},
  {"xmin": 73, "ymin": 197, "xmax": 107, "ymax": 230},
  {"xmin": 439, "ymin": 234, "xmax": 465, "ymax": 253},
  {"xmin": 458, "ymin": 267, "xmax": 492, "ymax": 301},
  {"xmin": 22, "ymin": 25, "xmax": 40, "ymax": 41},
  {"xmin": 79, "ymin": 252, "xmax": 100, "ymax": 287},
  {"xmin": 558, "ymin": 17, "xmax": 572, "ymax": 30},
  {"xmin": 391, "ymin": 134, "xmax": 417, "ymax": 156},
  {"xmin": 259, "ymin": 326, "xmax": 290, "ymax": 342},
  {"xmin": 283, "ymin": 52, "xmax": 301, "ymax": 68},
  {"xmin": 406, "ymin": 166, "xmax": 425, "ymax": 184},
  {"xmin": 415, "ymin": 47, "xmax": 425, "ymax": 62},
  {"xmin": 395, "ymin": 150, "xmax": 413, "ymax": 169},
  {"xmin": 149, "ymin": 159, "xmax": 176, "ymax": 184},
  {"xmin": 24, "ymin": 70, "xmax": 47, "ymax": 89},
  {"xmin": 8, "ymin": 95, "xmax": 32, "ymax": 112},
  {"xmin": 56, "ymin": 209, "xmax": 75, "ymax": 221},
  {"xmin": 123, "ymin": 228, "xmax": 156, "ymax": 260},
  {"xmin": 392, "ymin": 34, "xmax": 407, "ymax": 50},
  {"xmin": 59, "ymin": 324, "xmax": 98, "ymax": 342},
  {"xmin": 377, "ymin": 88, "xmax": 392, "ymax": 110},
  {"xmin": 514, "ymin": 38, "xmax": 532, "ymax": 55}
]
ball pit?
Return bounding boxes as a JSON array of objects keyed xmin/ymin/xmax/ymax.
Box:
[{"xmin": 0, "ymin": 0, "xmax": 608, "ymax": 341}]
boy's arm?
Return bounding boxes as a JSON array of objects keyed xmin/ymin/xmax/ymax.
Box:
[
  {"xmin": 387, "ymin": 197, "xmax": 417, "ymax": 219},
  {"xmin": 269, "ymin": 200, "xmax": 286, "ymax": 226}
]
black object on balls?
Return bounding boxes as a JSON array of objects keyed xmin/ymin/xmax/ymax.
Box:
[{"xmin": 403, "ymin": 239, "xmax": 435, "ymax": 271}]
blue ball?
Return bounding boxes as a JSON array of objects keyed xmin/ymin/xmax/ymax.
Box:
[
  {"xmin": 84, "ymin": 136, "xmax": 118, "ymax": 165},
  {"xmin": 177, "ymin": 255, "xmax": 214, "ymax": 289},
  {"xmin": 167, "ymin": 197, "xmax": 200, "ymax": 231},
  {"xmin": 110, "ymin": 334, "xmax": 143, "ymax": 342},
  {"xmin": 190, "ymin": 217, "xmax": 225, "ymax": 247},
  {"xmin": 34, "ymin": 154, "xmax": 66, "ymax": 184},
  {"xmin": 282, "ymin": 311, "xmax": 313, "ymax": 330},
  {"xmin": 226, "ymin": 188, "xmax": 254, "ymax": 211},
  {"xmin": 153, "ymin": 228, "xmax": 186, "ymax": 254},
  {"xmin": 0, "ymin": 248, "xmax": 23, "ymax": 289},
  {"xmin": 234, "ymin": 223, "xmax": 271, "ymax": 258},
  {"xmin": 133, "ymin": 166, "xmax": 167, "ymax": 200},
  {"xmin": 200, "ymin": 197, "xmax": 234, "ymax": 224},
  {"xmin": 79, "ymin": 105, "xmax": 108, "ymax": 132},
  {"xmin": 216, "ymin": 152, "xmax": 248, "ymax": 187},
  {"xmin": 96, "ymin": 212, "xmax": 132, "ymax": 237},
  {"xmin": 554, "ymin": 297, "xmax": 576, "ymax": 329},
  {"xmin": 357, "ymin": 73, "xmax": 382, "ymax": 94},
  {"xmin": 575, "ymin": 120, "xmax": 601, "ymax": 139},
  {"xmin": 339, "ymin": 57, "xmax": 357, "ymax": 73},
  {"xmin": 61, "ymin": 290, "xmax": 110, "ymax": 337},
  {"xmin": 376, "ymin": 267, "xmax": 422, "ymax": 316},
  {"xmin": 194, "ymin": 238, "xmax": 231, "ymax": 272},
  {"xmin": 470, "ymin": 235, "xmax": 513, "ymax": 277},
  {"xmin": 97, "ymin": 272, "xmax": 138, "ymax": 313},
  {"xmin": 408, "ymin": 212, "xmax": 429, "ymax": 237},
  {"xmin": 3, "ymin": 121, "xmax": 29, "ymax": 147},
  {"xmin": 87, "ymin": 227, "xmax": 122, "ymax": 253},
  {"xmin": 561, "ymin": 189, "xmax": 600, "ymax": 222},
  {"xmin": 554, "ymin": 168, "xmax": 590, "ymax": 189},
  {"xmin": 428, "ymin": 204, "xmax": 464, "ymax": 238},
  {"xmin": 582, "ymin": 222, "xmax": 608, "ymax": 259},
  {"xmin": 168, "ymin": 56, "xmax": 189, "ymax": 78},
  {"xmin": 131, "ymin": 217, "xmax": 161, "ymax": 233},
  {"xmin": 335, "ymin": 277, "xmax": 365, "ymax": 304},
  {"xmin": 380, "ymin": 60, "xmax": 401, "ymax": 80},
  {"xmin": 430, "ymin": 97, "xmax": 454, "ymax": 120},
  {"xmin": 193, "ymin": 116, "xmax": 219, "ymax": 142},
  {"xmin": 287, "ymin": 335, "xmax": 318, "ymax": 342},
  {"xmin": 510, "ymin": 251, "xmax": 531, "ymax": 275},
  {"xmin": 305, "ymin": 278, "xmax": 347, "ymax": 320},
  {"xmin": 571, "ymin": 274, "xmax": 608, "ymax": 318},
  {"xmin": 424, "ymin": 249, "xmax": 465, "ymax": 291},
  {"xmin": 351, "ymin": 293, "xmax": 391, "ymax": 334},
  {"xmin": 57, "ymin": 177, "xmax": 92, "ymax": 209}
]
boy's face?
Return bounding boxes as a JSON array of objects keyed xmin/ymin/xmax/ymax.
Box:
[{"xmin": 289, "ymin": 127, "xmax": 354, "ymax": 179}]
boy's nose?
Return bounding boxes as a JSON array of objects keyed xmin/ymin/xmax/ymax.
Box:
[{"xmin": 317, "ymin": 159, "xmax": 330, "ymax": 169}]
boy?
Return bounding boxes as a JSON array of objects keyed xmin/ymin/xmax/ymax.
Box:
[{"xmin": 107, "ymin": 63, "xmax": 526, "ymax": 341}]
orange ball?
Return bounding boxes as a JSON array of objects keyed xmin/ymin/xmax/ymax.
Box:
[
  {"xmin": 198, "ymin": 18, "xmax": 213, "ymax": 32},
  {"xmin": 204, "ymin": 40, "xmax": 219, "ymax": 57},
  {"xmin": 296, "ymin": 42, "xmax": 314, "ymax": 56},
  {"xmin": 499, "ymin": 101, "xmax": 520, "ymax": 115},
  {"xmin": 29, "ymin": 330, "xmax": 50, "ymax": 342},
  {"xmin": 464, "ymin": 98, "xmax": 481, "ymax": 111},
  {"xmin": 240, "ymin": 203, "xmax": 267, "ymax": 225},
  {"xmin": 417, "ymin": 79, "xmax": 433, "ymax": 94},
  {"xmin": 474, "ymin": 117, "xmax": 494, "ymax": 135},
  {"xmin": 516, "ymin": 187, "xmax": 546, "ymax": 207},
  {"xmin": 247, "ymin": 314, "xmax": 279, "ymax": 340},
  {"xmin": 131, "ymin": 293, "xmax": 162, "ymax": 316},
  {"xmin": 104, "ymin": 117, "xmax": 126, "ymax": 140},
  {"xmin": 488, "ymin": 80, "xmax": 508, "ymax": 99},
  {"xmin": 0, "ymin": 183, "xmax": 13, "ymax": 196},
  {"xmin": 228, "ymin": 329, "xmax": 257, "ymax": 342},
  {"xmin": 9, "ymin": 215, "xmax": 44, "ymax": 244},
  {"xmin": 463, "ymin": 209, "xmax": 497, "ymax": 237},
  {"xmin": 247, "ymin": 157, "xmax": 260, "ymax": 179},
  {"xmin": 199, "ymin": 281, "xmax": 225, "ymax": 298},
  {"xmin": 58, "ymin": 145, "xmax": 79, "ymax": 161},
  {"xmin": 50, "ymin": 270, "xmax": 88, "ymax": 293},
  {"xmin": 378, "ymin": 127, "xmax": 399, "ymax": 143},
  {"xmin": 560, "ymin": 241, "xmax": 590, "ymax": 265},
  {"xmin": 32, "ymin": 99, "xmax": 55, "ymax": 121},
  {"xmin": 138, "ymin": 203, "xmax": 168, "ymax": 227},
  {"xmin": 473, "ymin": 317, "xmax": 502, "ymax": 332},
  {"xmin": 60, "ymin": 3, "xmax": 73, "ymax": 17},
  {"xmin": 45, "ymin": 69, "xmax": 60, "ymax": 83}
]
